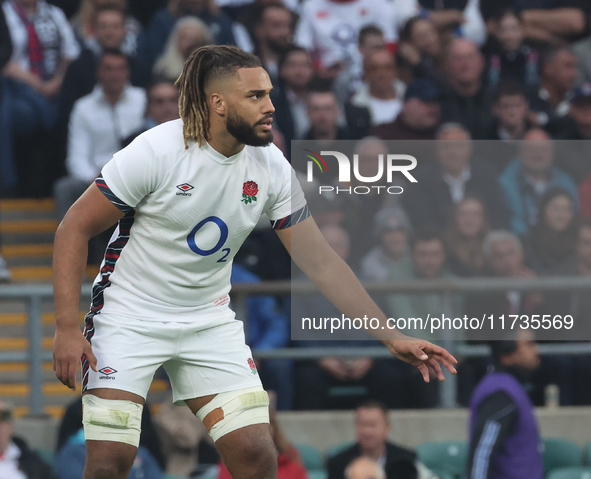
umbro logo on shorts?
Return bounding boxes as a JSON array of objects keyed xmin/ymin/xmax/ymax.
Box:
[
  {"xmin": 176, "ymin": 183, "xmax": 194, "ymax": 196},
  {"xmin": 98, "ymin": 366, "xmax": 117, "ymax": 380}
]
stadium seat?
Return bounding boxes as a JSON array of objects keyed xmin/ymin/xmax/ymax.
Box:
[
  {"xmin": 326, "ymin": 441, "xmax": 356, "ymax": 458},
  {"xmin": 36, "ymin": 448, "xmax": 55, "ymax": 467},
  {"xmin": 583, "ymin": 441, "xmax": 591, "ymax": 465},
  {"xmin": 295, "ymin": 443, "xmax": 324, "ymax": 471},
  {"xmin": 416, "ymin": 441, "xmax": 468, "ymax": 479},
  {"xmin": 432, "ymin": 470, "xmax": 457, "ymax": 479},
  {"xmin": 164, "ymin": 474, "xmax": 188, "ymax": 479},
  {"xmin": 542, "ymin": 438, "xmax": 583, "ymax": 476},
  {"xmin": 308, "ymin": 471, "xmax": 327, "ymax": 479},
  {"xmin": 548, "ymin": 467, "xmax": 591, "ymax": 479}
]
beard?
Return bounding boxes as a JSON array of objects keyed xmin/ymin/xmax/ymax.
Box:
[{"xmin": 226, "ymin": 107, "xmax": 273, "ymax": 147}]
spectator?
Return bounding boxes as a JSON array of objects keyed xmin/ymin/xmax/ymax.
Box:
[
  {"xmin": 138, "ymin": 0, "xmax": 242, "ymax": 71},
  {"xmin": 58, "ymin": 5, "xmax": 150, "ymax": 156},
  {"xmin": 444, "ymin": 196, "xmax": 491, "ymax": 277},
  {"xmin": 386, "ymin": 228, "xmax": 463, "ymax": 344},
  {"xmin": 516, "ymin": 0, "xmax": 587, "ymax": 45},
  {"xmin": 0, "ymin": 401, "xmax": 56, "ymax": 479},
  {"xmin": 344, "ymin": 49, "xmax": 405, "ymax": 137},
  {"xmin": 529, "ymin": 47, "xmax": 577, "ymax": 128},
  {"xmin": 482, "ymin": 8, "xmax": 540, "ymax": 90},
  {"xmin": 293, "ymin": 225, "xmax": 400, "ymax": 410},
  {"xmin": 571, "ymin": 33, "xmax": 591, "ymax": 85},
  {"xmin": 360, "ymin": 207, "xmax": 411, "ymax": 282},
  {"xmin": 53, "ymin": 49, "xmax": 146, "ymax": 220},
  {"xmin": 397, "ymin": 16, "xmax": 444, "ymax": 84},
  {"xmin": 371, "ymin": 77, "xmax": 442, "ymax": 141},
  {"xmin": 467, "ymin": 329, "xmax": 544, "ymax": 479},
  {"xmin": 294, "ymin": 0, "xmax": 397, "ymax": 78},
  {"xmin": 480, "ymin": 81, "xmax": 533, "ymax": 173},
  {"xmin": 153, "ymin": 16, "xmax": 213, "ymax": 82},
  {"xmin": 154, "ymin": 396, "xmax": 219, "ymax": 477},
  {"xmin": 327, "ymin": 401, "xmax": 439, "ymax": 479},
  {"xmin": 304, "ymin": 89, "xmax": 353, "ymax": 140},
  {"xmin": 345, "ymin": 457, "xmax": 386, "ymax": 479},
  {"xmin": 71, "ymin": 0, "xmax": 141, "ymax": 56},
  {"xmin": 0, "ymin": 5, "xmax": 14, "ymax": 195},
  {"xmin": 441, "ymin": 38, "xmax": 494, "ymax": 139},
  {"xmin": 334, "ymin": 25, "xmax": 387, "ymax": 107},
  {"xmin": 499, "ymin": 128, "xmax": 578, "ymax": 235},
  {"xmin": 121, "ymin": 80, "xmax": 180, "ymax": 147},
  {"xmin": 402, "ymin": 123, "xmax": 510, "ymax": 230},
  {"xmin": 271, "ymin": 46, "xmax": 314, "ymax": 147},
  {"xmin": 1, "ymin": 0, "xmax": 80, "ymax": 194},
  {"xmin": 218, "ymin": 392, "xmax": 307, "ymax": 479},
  {"xmin": 55, "ymin": 396, "xmax": 166, "ymax": 470},
  {"xmin": 522, "ymin": 187, "xmax": 578, "ymax": 274},
  {"xmin": 231, "ymin": 264, "xmax": 293, "ymax": 411},
  {"xmin": 252, "ymin": 4, "xmax": 294, "ymax": 86},
  {"xmin": 55, "ymin": 428, "xmax": 164, "ymax": 479},
  {"xmin": 467, "ymin": 231, "xmax": 541, "ymax": 319}
]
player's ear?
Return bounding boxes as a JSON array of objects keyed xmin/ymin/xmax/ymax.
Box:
[{"xmin": 209, "ymin": 92, "xmax": 226, "ymax": 116}]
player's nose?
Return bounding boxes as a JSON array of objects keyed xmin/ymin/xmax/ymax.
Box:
[{"xmin": 263, "ymin": 96, "xmax": 275, "ymax": 114}]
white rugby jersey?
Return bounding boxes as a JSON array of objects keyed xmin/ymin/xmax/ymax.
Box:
[
  {"xmin": 90, "ymin": 119, "xmax": 307, "ymax": 321},
  {"xmin": 295, "ymin": 0, "xmax": 397, "ymax": 69}
]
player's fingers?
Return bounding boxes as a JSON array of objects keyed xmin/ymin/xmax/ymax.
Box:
[
  {"xmin": 67, "ymin": 362, "xmax": 77, "ymax": 391},
  {"xmin": 417, "ymin": 363, "xmax": 430, "ymax": 383},
  {"xmin": 424, "ymin": 343, "xmax": 459, "ymax": 364},
  {"xmin": 83, "ymin": 343, "xmax": 98, "ymax": 372},
  {"xmin": 412, "ymin": 345, "xmax": 429, "ymax": 361},
  {"xmin": 55, "ymin": 359, "xmax": 63, "ymax": 383},
  {"xmin": 427, "ymin": 357, "xmax": 445, "ymax": 381},
  {"xmin": 430, "ymin": 353, "xmax": 458, "ymax": 375}
]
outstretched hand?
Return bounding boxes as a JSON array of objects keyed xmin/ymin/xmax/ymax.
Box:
[{"xmin": 384, "ymin": 337, "xmax": 458, "ymax": 382}]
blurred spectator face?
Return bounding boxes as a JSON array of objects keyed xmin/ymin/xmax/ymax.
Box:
[
  {"xmin": 436, "ymin": 127, "xmax": 472, "ymax": 176},
  {"xmin": 0, "ymin": 403, "xmax": 13, "ymax": 455},
  {"xmin": 445, "ymin": 39, "xmax": 484, "ymax": 87},
  {"xmin": 346, "ymin": 457, "xmax": 384, "ymax": 479},
  {"xmin": 412, "ymin": 239, "xmax": 445, "ymax": 279},
  {"xmin": 355, "ymin": 138, "xmax": 387, "ymax": 181},
  {"xmin": 455, "ymin": 198, "xmax": 485, "ymax": 238},
  {"xmin": 256, "ymin": 6, "xmax": 293, "ymax": 51},
  {"xmin": 570, "ymin": 99, "xmax": 591, "ymax": 138},
  {"xmin": 147, "ymin": 83, "xmax": 179, "ymax": 124},
  {"xmin": 307, "ymin": 92, "xmax": 339, "ymax": 136},
  {"xmin": 496, "ymin": 12, "xmax": 523, "ymax": 52},
  {"xmin": 493, "ymin": 93, "xmax": 528, "ymax": 130},
  {"xmin": 489, "ymin": 238, "xmax": 523, "ymax": 277},
  {"xmin": 363, "ymin": 50, "xmax": 397, "ymax": 95},
  {"xmin": 520, "ymin": 130, "xmax": 553, "ymax": 177},
  {"xmin": 321, "ymin": 225, "xmax": 350, "ymax": 260},
  {"xmin": 177, "ymin": 22, "xmax": 211, "ymax": 59},
  {"xmin": 17, "ymin": 0, "xmax": 38, "ymax": 8},
  {"xmin": 97, "ymin": 53, "xmax": 130, "ymax": 96},
  {"xmin": 409, "ymin": 18, "xmax": 439, "ymax": 57},
  {"xmin": 543, "ymin": 193, "xmax": 574, "ymax": 232},
  {"xmin": 95, "ymin": 10, "xmax": 126, "ymax": 49},
  {"xmin": 576, "ymin": 225, "xmax": 591, "ymax": 266},
  {"xmin": 403, "ymin": 97, "xmax": 441, "ymax": 130},
  {"xmin": 543, "ymin": 50, "xmax": 577, "ymax": 92},
  {"xmin": 355, "ymin": 407, "xmax": 389, "ymax": 452},
  {"xmin": 92, "ymin": 0, "xmax": 125, "ymax": 8},
  {"xmin": 280, "ymin": 50, "xmax": 314, "ymax": 91},
  {"xmin": 382, "ymin": 230, "xmax": 408, "ymax": 260},
  {"xmin": 177, "ymin": 0, "xmax": 207, "ymax": 15},
  {"xmin": 502, "ymin": 330, "xmax": 540, "ymax": 372},
  {"xmin": 359, "ymin": 33, "xmax": 386, "ymax": 59}
]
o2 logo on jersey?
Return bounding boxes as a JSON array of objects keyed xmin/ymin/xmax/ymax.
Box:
[{"xmin": 187, "ymin": 216, "xmax": 231, "ymax": 263}]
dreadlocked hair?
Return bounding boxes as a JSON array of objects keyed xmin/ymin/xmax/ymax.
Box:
[{"xmin": 175, "ymin": 45, "xmax": 262, "ymax": 148}]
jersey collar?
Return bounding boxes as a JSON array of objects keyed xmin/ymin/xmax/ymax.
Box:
[{"xmin": 203, "ymin": 141, "xmax": 246, "ymax": 165}]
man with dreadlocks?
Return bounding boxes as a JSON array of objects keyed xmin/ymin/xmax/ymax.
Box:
[{"xmin": 52, "ymin": 45, "xmax": 458, "ymax": 479}]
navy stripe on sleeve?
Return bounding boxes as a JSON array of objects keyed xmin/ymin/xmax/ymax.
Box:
[
  {"xmin": 270, "ymin": 204, "xmax": 310, "ymax": 230},
  {"xmin": 95, "ymin": 175, "xmax": 133, "ymax": 214}
]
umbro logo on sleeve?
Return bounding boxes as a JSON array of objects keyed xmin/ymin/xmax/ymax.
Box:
[{"xmin": 176, "ymin": 183, "xmax": 194, "ymax": 196}]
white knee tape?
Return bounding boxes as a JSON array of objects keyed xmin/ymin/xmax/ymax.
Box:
[
  {"xmin": 82, "ymin": 394, "xmax": 143, "ymax": 447},
  {"xmin": 196, "ymin": 386, "xmax": 270, "ymax": 442}
]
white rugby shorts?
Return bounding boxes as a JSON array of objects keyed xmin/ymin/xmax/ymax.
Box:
[{"xmin": 82, "ymin": 304, "xmax": 262, "ymax": 405}]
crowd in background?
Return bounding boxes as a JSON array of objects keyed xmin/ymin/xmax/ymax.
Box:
[{"xmin": 0, "ymin": 0, "xmax": 591, "ymax": 414}]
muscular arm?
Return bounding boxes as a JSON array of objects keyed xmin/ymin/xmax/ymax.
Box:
[
  {"xmin": 467, "ymin": 391, "xmax": 518, "ymax": 479},
  {"xmin": 275, "ymin": 215, "xmax": 457, "ymax": 381},
  {"xmin": 53, "ymin": 183, "xmax": 125, "ymax": 389},
  {"xmin": 522, "ymin": 8, "xmax": 586, "ymax": 38}
]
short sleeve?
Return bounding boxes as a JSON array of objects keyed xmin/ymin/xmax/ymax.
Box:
[
  {"xmin": 99, "ymin": 135, "xmax": 161, "ymax": 209},
  {"xmin": 264, "ymin": 149, "xmax": 307, "ymax": 222},
  {"xmin": 52, "ymin": 6, "xmax": 80, "ymax": 61}
]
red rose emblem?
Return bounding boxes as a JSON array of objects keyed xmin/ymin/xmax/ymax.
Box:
[
  {"xmin": 243, "ymin": 181, "xmax": 258, "ymax": 197},
  {"xmin": 248, "ymin": 358, "xmax": 256, "ymax": 369}
]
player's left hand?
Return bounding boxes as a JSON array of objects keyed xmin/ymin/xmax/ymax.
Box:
[{"xmin": 384, "ymin": 337, "xmax": 458, "ymax": 382}]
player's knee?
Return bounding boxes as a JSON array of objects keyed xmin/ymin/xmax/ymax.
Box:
[
  {"xmin": 195, "ymin": 386, "xmax": 270, "ymax": 442},
  {"xmin": 82, "ymin": 394, "xmax": 143, "ymax": 447},
  {"xmin": 87, "ymin": 459, "xmax": 134, "ymax": 479},
  {"xmin": 241, "ymin": 440, "xmax": 277, "ymax": 475}
]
